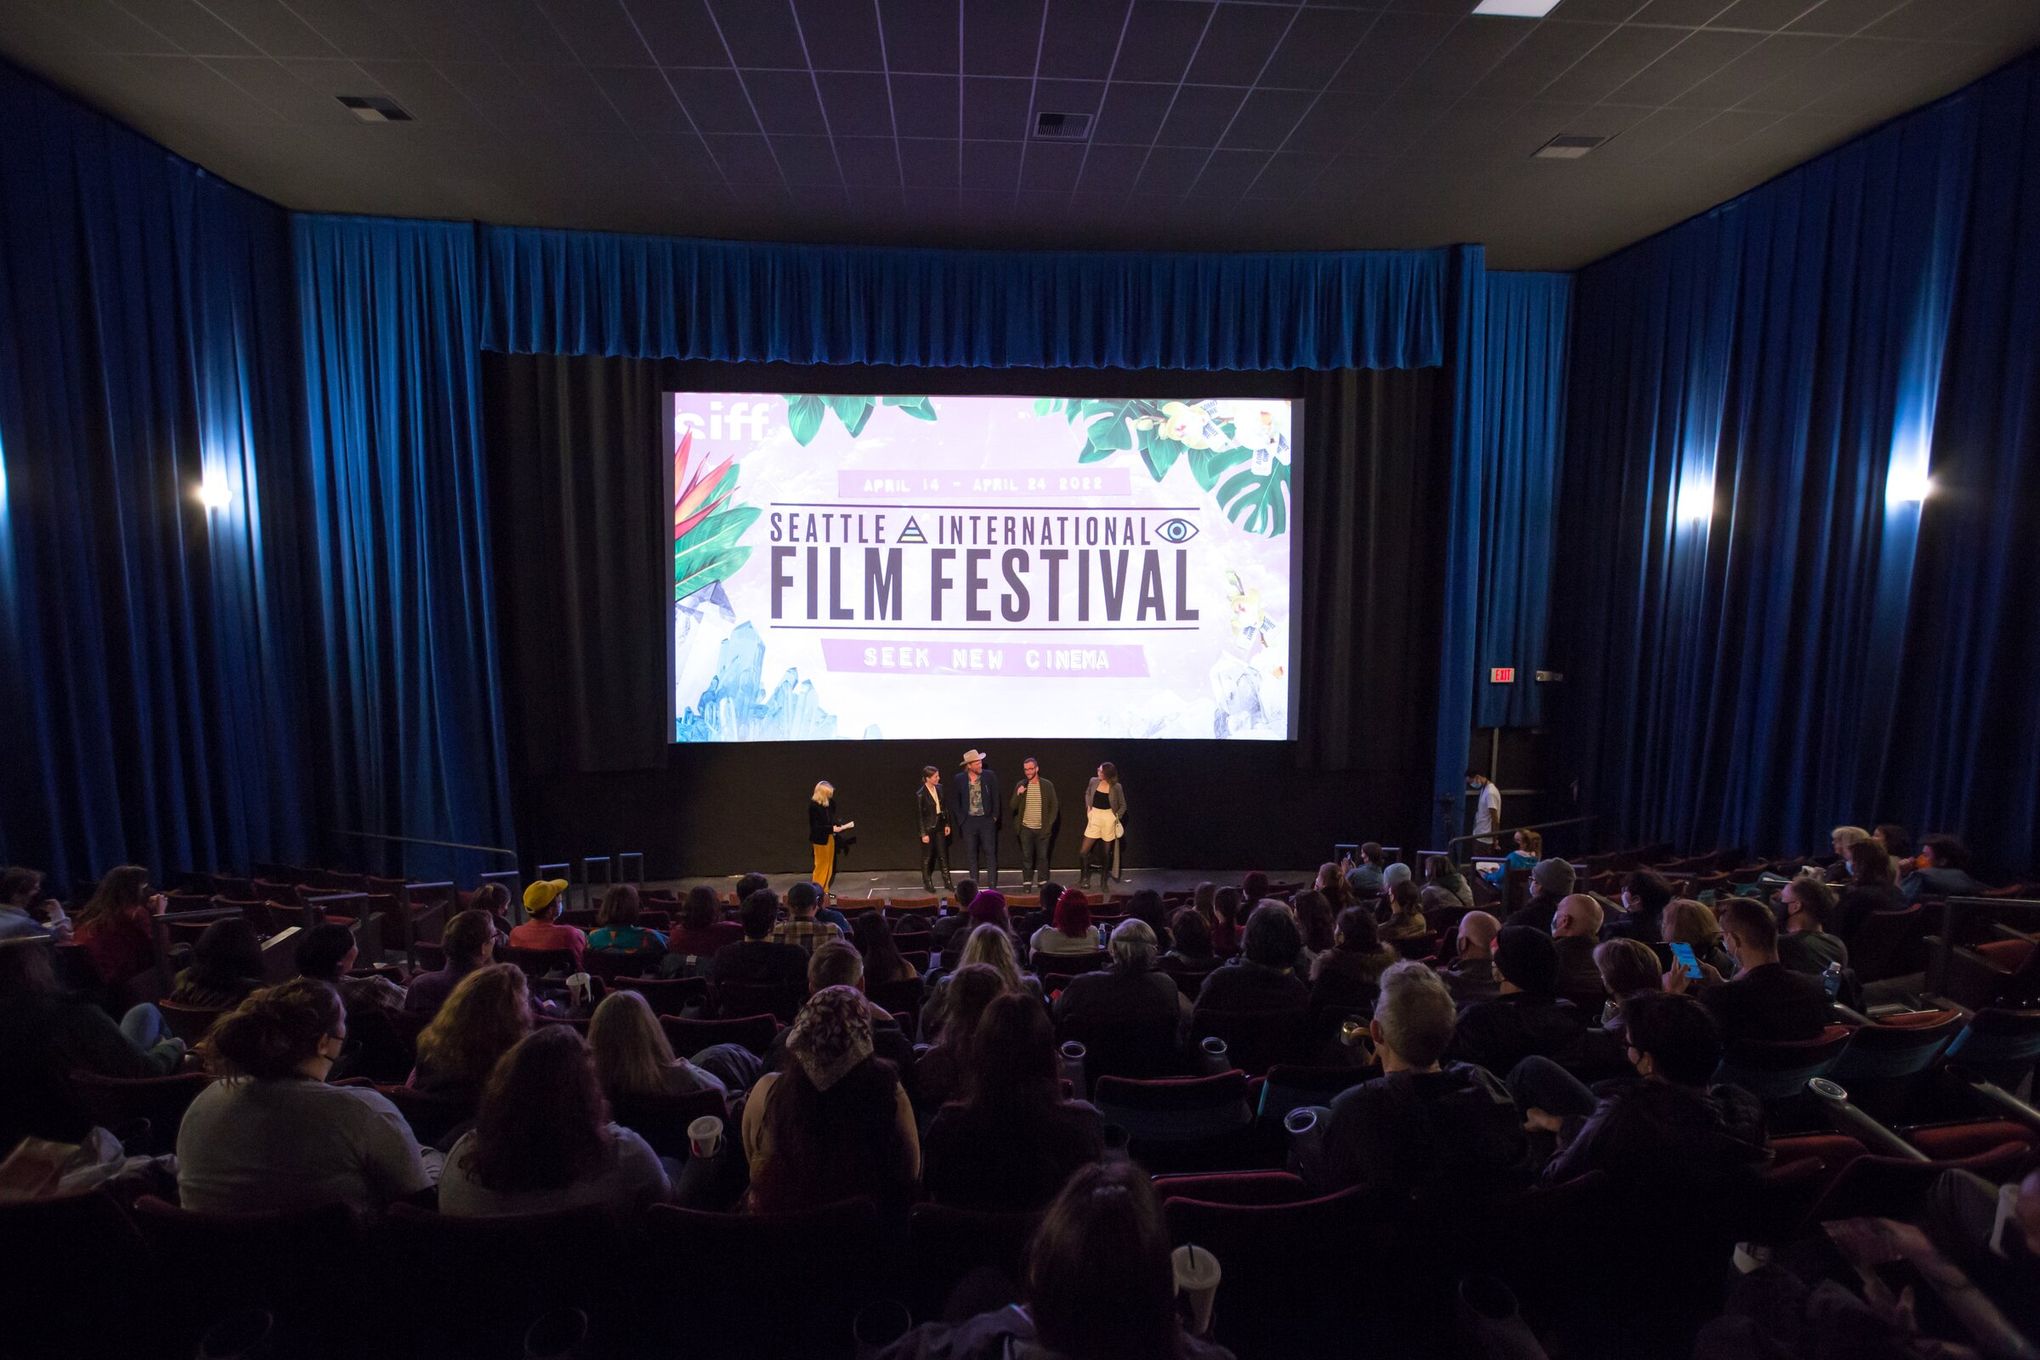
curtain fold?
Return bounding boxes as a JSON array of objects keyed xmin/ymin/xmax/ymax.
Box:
[
  {"xmin": 0, "ymin": 62, "xmax": 308, "ymax": 890},
  {"xmin": 293, "ymin": 216, "xmax": 514, "ymax": 870},
  {"xmin": 480, "ymin": 227, "xmax": 1450, "ymax": 372},
  {"xmin": 1556, "ymin": 52, "xmax": 2040, "ymax": 872}
]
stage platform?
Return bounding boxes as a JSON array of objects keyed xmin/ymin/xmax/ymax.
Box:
[{"xmin": 643, "ymin": 867, "xmax": 1317, "ymax": 904}]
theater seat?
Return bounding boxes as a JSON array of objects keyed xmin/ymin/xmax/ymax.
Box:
[
  {"xmin": 1189, "ymin": 1007, "xmax": 1312, "ymax": 1076},
  {"xmin": 659, "ymin": 1012, "xmax": 779, "ymax": 1058},
  {"xmin": 905, "ymin": 1203, "xmax": 1041, "ymax": 1321},
  {"xmin": 378, "ymin": 1201, "xmax": 617, "ymax": 1360},
  {"xmin": 1093, "ymin": 1071, "xmax": 1268, "ymax": 1174},
  {"xmin": 67, "ymin": 1070, "xmax": 212, "ymax": 1155},
  {"xmin": 1712, "ymin": 1024, "xmax": 1855, "ymax": 1103}
]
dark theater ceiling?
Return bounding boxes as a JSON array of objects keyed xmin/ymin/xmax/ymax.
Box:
[{"xmin": 3, "ymin": 0, "xmax": 2037, "ymax": 268}]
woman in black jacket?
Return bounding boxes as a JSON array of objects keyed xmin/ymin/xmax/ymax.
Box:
[{"xmin": 807, "ymin": 780, "xmax": 851, "ymax": 895}]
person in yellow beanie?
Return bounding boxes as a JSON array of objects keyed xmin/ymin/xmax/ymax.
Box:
[{"xmin": 507, "ymin": 878, "xmax": 587, "ymax": 967}]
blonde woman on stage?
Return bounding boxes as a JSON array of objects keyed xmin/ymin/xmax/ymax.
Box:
[{"xmin": 807, "ymin": 781, "xmax": 852, "ymax": 894}]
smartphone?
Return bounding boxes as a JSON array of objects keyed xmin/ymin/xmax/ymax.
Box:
[{"xmin": 1668, "ymin": 940, "xmax": 1703, "ymax": 980}]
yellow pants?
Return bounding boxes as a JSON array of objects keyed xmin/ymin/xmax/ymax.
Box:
[{"xmin": 811, "ymin": 839, "xmax": 835, "ymax": 893}]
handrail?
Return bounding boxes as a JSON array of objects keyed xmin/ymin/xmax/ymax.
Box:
[
  {"xmin": 1925, "ymin": 896, "xmax": 2040, "ymax": 999},
  {"xmin": 1446, "ymin": 815, "xmax": 1597, "ymax": 857},
  {"xmin": 1964, "ymin": 1079, "xmax": 2040, "ymax": 1140},
  {"xmin": 332, "ymin": 829, "xmax": 516, "ymax": 861}
]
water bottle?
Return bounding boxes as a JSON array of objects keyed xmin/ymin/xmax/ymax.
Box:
[{"xmin": 1821, "ymin": 961, "xmax": 1843, "ymax": 999}]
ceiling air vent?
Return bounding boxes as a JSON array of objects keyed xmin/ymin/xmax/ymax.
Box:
[
  {"xmin": 337, "ymin": 95, "xmax": 413, "ymax": 123},
  {"xmin": 1533, "ymin": 134, "xmax": 1606, "ymax": 160},
  {"xmin": 1033, "ymin": 111, "xmax": 1092, "ymax": 141}
]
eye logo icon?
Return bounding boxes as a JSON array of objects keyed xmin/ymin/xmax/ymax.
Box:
[{"xmin": 1155, "ymin": 517, "xmax": 1199, "ymax": 544}]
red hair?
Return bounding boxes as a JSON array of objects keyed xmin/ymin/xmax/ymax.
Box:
[{"xmin": 1053, "ymin": 889, "xmax": 1092, "ymax": 939}]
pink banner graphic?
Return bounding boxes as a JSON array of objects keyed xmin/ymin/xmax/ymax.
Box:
[
  {"xmin": 837, "ymin": 468, "xmax": 1135, "ymax": 500},
  {"xmin": 820, "ymin": 637, "xmax": 1150, "ymax": 677}
]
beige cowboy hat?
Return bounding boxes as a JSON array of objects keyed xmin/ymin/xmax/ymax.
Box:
[{"xmin": 959, "ymin": 748, "xmax": 989, "ymax": 765}]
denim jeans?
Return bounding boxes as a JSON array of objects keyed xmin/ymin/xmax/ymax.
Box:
[{"xmin": 120, "ymin": 1002, "xmax": 169, "ymax": 1051}]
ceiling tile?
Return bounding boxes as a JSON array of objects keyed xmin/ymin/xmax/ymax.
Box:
[
  {"xmin": 1589, "ymin": 102, "xmax": 1723, "ymax": 159},
  {"xmin": 791, "ymin": 0, "xmax": 885, "ymax": 70},
  {"xmin": 1259, "ymin": 7, "xmax": 1377, "ymax": 90},
  {"xmin": 1112, "ymin": 0, "xmax": 1215, "ymax": 84},
  {"xmin": 1470, "ymin": 21, "xmax": 1619, "ymax": 100},
  {"xmin": 1605, "ymin": 29, "xmax": 1765, "ymax": 104},
  {"xmin": 1408, "ymin": 18, "xmax": 1540, "ymax": 99},
  {"xmin": 703, "ymin": 131, "xmax": 784, "ymax": 182},
  {"xmin": 1671, "ymin": 33, "xmax": 1839, "ymax": 110},
  {"xmin": 1033, "ymin": 78, "xmax": 1106, "ymax": 118},
  {"xmin": 707, "ymin": 0, "xmax": 803, "ymax": 67},
  {"xmin": 1185, "ymin": 4, "xmax": 1295, "ymax": 86},
  {"xmin": 639, "ymin": 131, "xmax": 724, "ymax": 183},
  {"xmin": 26, "ymin": 0, "xmax": 174, "ymax": 55},
  {"xmin": 771, "ymin": 133, "xmax": 842, "ymax": 184},
  {"xmin": 963, "ymin": 0, "xmax": 1045, "ymax": 77},
  {"xmin": 1284, "ymin": 92, "xmax": 1370, "ymax": 154},
  {"xmin": 958, "ymin": 139, "xmax": 1023, "ymax": 190},
  {"xmin": 665, "ymin": 66, "xmax": 762, "ymax": 134},
  {"xmin": 188, "ymin": 0, "xmax": 343, "ymax": 59},
  {"xmin": 1039, "ymin": 0, "xmax": 1131, "ymax": 81},
  {"xmin": 1075, "ymin": 142, "xmax": 1149, "ymax": 191},
  {"xmin": 623, "ymin": 0, "xmax": 728, "ymax": 67},
  {"xmin": 1784, "ymin": 0, "xmax": 1913, "ymax": 36},
  {"xmin": 834, "ymin": 135, "xmax": 902, "ymax": 186},
  {"xmin": 201, "ymin": 56, "xmax": 357, "ymax": 124},
  {"xmin": 1252, "ymin": 151, "xmax": 1331, "ymax": 196},
  {"xmin": 1328, "ymin": 12, "xmax": 1459, "ymax": 94},
  {"xmin": 1860, "ymin": 0, "xmax": 1986, "ymax": 41},
  {"xmin": 476, "ymin": 1, "xmax": 579, "ymax": 64},
  {"xmin": 1221, "ymin": 88, "xmax": 1316, "ymax": 150},
  {"xmin": 596, "ymin": 67, "xmax": 699, "ymax": 133},
  {"xmin": 897, "ymin": 136, "xmax": 961, "ymax": 186},
  {"xmin": 1156, "ymin": 84, "xmax": 1245, "ymax": 146},
  {"xmin": 110, "ymin": 53, "xmax": 280, "ymax": 121},
  {"xmin": 532, "ymin": 0, "xmax": 651, "ymax": 65},
  {"xmin": 1634, "ymin": 0, "xmax": 1741, "ymax": 24},
  {"xmin": 1092, "ymin": 81, "xmax": 1175, "ymax": 143},
  {"xmin": 879, "ymin": 0, "xmax": 961, "ymax": 74},
  {"xmin": 815, "ymin": 71, "xmax": 895, "ymax": 136},
  {"xmin": 1193, "ymin": 146, "xmax": 1269, "ymax": 194},
  {"xmin": 113, "ymin": 0, "xmax": 262, "ymax": 57},
  {"xmin": 1707, "ymin": 0, "xmax": 1828, "ymax": 28},
  {"xmin": 743, "ymin": 67, "xmax": 828, "ymax": 135},
  {"xmin": 1021, "ymin": 140, "xmax": 1087, "ymax": 192},
  {"xmin": 1132, "ymin": 144, "xmax": 1209, "ymax": 193},
  {"xmin": 1536, "ymin": 23, "xmax": 1688, "ymax": 102},
  {"xmin": 889, "ymin": 72, "xmax": 960, "ymax": 138},
  {"xmin": 351, "ymin": 60, "xmax": 494, "ymax": 132},
  {"xmin": 960, "ymin": 75, "xmax": 1035, "ymax": 140}
]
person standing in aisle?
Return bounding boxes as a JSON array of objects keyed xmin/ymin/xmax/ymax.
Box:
[
  {"xmin": 1010, "ymin": 757, "xmax": 1059, "ymax": 893},
  {"xmin": 952, "ymin": 750, "xmax": 1001, "ymax": 889},
  {"xmin": 1467, "ymin": 771, "xmax": 1502, "ymax": 849},
  {"xmin": 916, "ymin": 766, "xmax": 954, "ymax": 892}
]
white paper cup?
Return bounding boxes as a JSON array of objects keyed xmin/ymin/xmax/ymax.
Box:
[
  {"xmin": 687, "ymin": 1115, "xmax": 723, "ymax": 1159},
  {"xmin": 1172, "ymin": 1243, "xmax": 1221, "ymax": 1336}
]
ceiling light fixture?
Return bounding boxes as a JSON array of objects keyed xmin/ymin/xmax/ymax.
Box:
[
  {"xmin": 1473, "ymin": 0, "xmax": 1563, "ymax": 16},
  {"xmin": 1534, "ymin": 134, "xmax": 1606, "ymax": 160},
  {"xmin": 1032, "ymin": 112, "xmax": 1093, "ymax": 141},
  {"xmin": 336, "ymin": 95, "xmax": 412, "ymax": 124}
]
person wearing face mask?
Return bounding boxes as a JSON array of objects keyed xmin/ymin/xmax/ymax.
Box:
[
  {"xmin": 1776, "ymin": 875, "xmax": 1849, "ymax": 976},
  {"xmin": 1466, "ymin": 770, "xmax": 1502, "ymax": 848},
  {"xmin": 1665, "ymin": 898, "xmax": 1832, "ymax": 1045},
  {"xmin": 1606, "ymin": 868, "xmax": 1673, "ymax": 943}
]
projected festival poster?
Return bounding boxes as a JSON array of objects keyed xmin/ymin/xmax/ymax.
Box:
[{"xmin": 670, "ymin": 392, "xmax": 1295, "ymax": 742}]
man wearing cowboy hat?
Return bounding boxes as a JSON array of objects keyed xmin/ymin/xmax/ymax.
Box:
[{"xmin": 950, "ymin": 749, "xmax": 1002, "ymax": 888}]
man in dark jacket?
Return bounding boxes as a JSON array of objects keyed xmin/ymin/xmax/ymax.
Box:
[
  {"xmin": 1551, "ymin": 894, "xmax": 1606, "ymax": 1001},
  {"xmin": 1194, "ymin": 903, "xmax": 1309, "ymax": 1014},
  {"xmin": 1297, "ymin": 961, "xmax": 1528, "ymax": 1197},
  {"xmin": 952, "ymin": 749, "xmax": 1001, "ymax": 888},
  {"xmin": 1516, "ymin": 992, "xmax": 1767, "ymax": 1190},
  {"xmin": 708, "ymin": 890, "xmax": 807, "ymax": 989},
  {"xmin": 1008, "ymin": 757, "xmax": 1059, "ymax": 893},
  {"xmin": 1683, "ymin": 897, "xmax": 1833, "ymax": 1044},
  {"xmin": 1447, "ymin": 926, "xmax": 1586, "ymax": 1075},
  {"xmin": 1504, "ymin": 858, "xmax": 1575, "ymax": 932}
]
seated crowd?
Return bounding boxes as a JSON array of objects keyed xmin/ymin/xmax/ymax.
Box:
[{"xmin": 1, "ymin": 827, "xmax": 2034, "ymax": 1360}]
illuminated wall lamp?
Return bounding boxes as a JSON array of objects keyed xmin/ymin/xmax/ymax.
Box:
[
  {"xmin": 1675, "ymin": 481, "xmax": 1714, "ymax": 524},
  {"xmin": 1885, "ymin": 464, "xmax": 1932, "ymax": 507},
  {"xmin": 196, "ymin": 474, "xmax": 233, "ymax": 511}
]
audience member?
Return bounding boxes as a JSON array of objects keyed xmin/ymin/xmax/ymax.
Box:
[
  {"xmin": 1314, "ymin": 862, "xmax": 1353, "ymax": 918},
  {"xmin": 295, "ymin": 921, "xmax": 405, "ymax": 1012},
  {"xmin": 1426, "ymin": 855, "xmax": 1476, "ymax": 910},
  {"xmin": 1900, "ymin": 834, "xmax": 1985, "ymax": 904},
  {"xmin": 586, "ymin": 989, "xmax": 727, "ymax": 1102},
  {"xmin": 1195, "ymin": 902, "xmax": 1309, "ymax": 1013},
  {"xmin": 1835, "ymin": 838, "xmax": 1905, "ymax": 939},
  {"xmin": 1609, "ymin": 868, "xmax": 1674, "ymax": 942},
  {"xmin": 168, "ymin": 916, "xmax": 265, "ymax": 1009},
  {"xmin": 438, "ymin": 1025, "xmax": 670, "ymax": 1217},
  {"xmin": 1678, "ymin": 898, "xmax": 1833, "ymax": 1044},
  {"xmin": 764, "ymin": 941, "xmax": 917, "ymax": 1072},
  {"xmin": 732, "ymin": 872, "xmax": 770, "ymax": 906},
  {"xmin": 1297, "ymin": 962, "xmax": 1527, "ymax": 1197},
  {"xmin": 924, "ymin": 992, "xmax": 1105, "ymax": 1210},
  {"xmin": 912, "ymin": 962, "xmax": 1006, "ymax": 1112},
  {"xmin": 709, "ymin": 890, "xmax": 807, "ymax": 990},
  {"xmin": 663, "ymin": 885, "xmax": 743, "ymax": 978},
  {"xmin": 71, "ymin": 864, "xmax": 161, "ymax": 996},
  {"xmin": 1162, "ymin": 908, "xmax": 1215, "ymax": 971},
  {"xmin": 0, "ymin": 938, "xmax": 183, "ymax": 1148},
  {"xmin": 1505, "ymin": 858, "xmax": 1575, "ymax": 932},
  {"xmin": 769, "ymin": 880, "xmax": 843, "ymax": 955},
  {"xmin": 1344, "ymin": 844, "xmax": 1388, "ymax": 898},
  {"xmin": 1123, "ymin": 888, "xmax": 1173, "ymax": 948},
  {"xmin": 879, "ymin": 1160, "xmax": 1235, "ymax": 1360},
  {"xmin": 743, "ymin": 986, "xmax": 919, "ymax": 1214},
  {"xmin": 1309, "ymin": 907, "xmax": 1398, "ymax": 1026},
  {"xmin": 0, "ymin": 866, "xmax": 66, "ymax": 942},
  {"xmin": 1592, "ymin": 938, "xmax": 1663, "ymax": 1025},
  {"xmin": 1484, "ymin": 828, "xmax": 1542, "ymax": 887},
  {"xmin": 1550, "ymin": 894, "xmax": 1606, "ymax": 998},
  {"xmin": 468, "ymin": 882, "xmax": 513, "ymax": 940},
  {"xmin": 1825, "ymin": 825, "xmax": 1872, "ymax": 883},
  {"xmin": 1516, "ymin": 992, "xmax": 1766, "ymax": 1191},
  {"xmin": 1241, "ymin": 871, "xmax": 1272, "ymax": 908},
  {"xmin": 1662, "ymin": 898, "xmax": 1735, "ymax": 977},
  {"xmin": 403, "ymin": 908, "xmax": 496, "ymax": 1017},
  {"xmin": 1055, "ymin": 920, "xmax": 1180, "ymax": 1034},
  {"xmin": 964, "ymin": 887, "xmax": 1015, "ymax": 942},
  {"xmin": 1292, "ymin": 889, "xmax": 1335, "ymax": 969},
  {"xmin": 178, "ymin": 978, "xmax": 434, "ymax": 1214},
  {"xmin": 1031, "ymin": 888, "xmax": 1101, "ymax": 958},
  {"xmin": 1442, "ymin": 910, "xmax": 1503, "ymax": 1004},
  {"xmin": 508, "ymin": 878, "xmax": 588, "ymax": 965},
  {"xmin": 588, "ymin": 884, "xmax": 666, "ymax": 955},
  {"xmin": 1210, "ymin": 886, "xmax": 1245, "ymax": 956},
  {"xmin": 851, "ymin": 912, "xmax": 919, "ymax": 985},
  {"xmin": 1381, "ymin": 861, "xmax": 1413, "ymax": 898},
  {"xmin": 1191, "ymin": 880, "xmax": 1218, "ymax": 928},
  {"xmin": 1777, "ymin": 875, "xmax": 1848, "ymax": 976},
  {"xmin": 1873, "ymin": 822, "xmax": 1914, "ymax": 865},
  {"xmin": 1447, "ymin": 926, "xmax": 1585, "ymax": 1075},
  {"xmin": 408, "ymin": 962, "xmax": 531, "ymax": 1103},
  {"xmin": 1377, "ymin": 879, "xmax": 1428, "ymax": 941}
]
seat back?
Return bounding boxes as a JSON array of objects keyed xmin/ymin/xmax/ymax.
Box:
[
  {"xmin": 714, "ymin": 978, "xmax": 804, "ymax": 1023},
  {"xmin": 1256, "ymin": 1063, "xmax": 1369, "ymax": 1121},
  {"xmin": 132, "ymin": 1194, "xmax": 364, "ymax": 1357},
  {"xmin": 614, "ymin": 975, "xmax": 707, "ymax": 1014},
  {"xmin": 0, "ymin": 1190, "xmax": 157, "ymax": 1360},
  {"xmin": 158, "ymin": 1000, "xmax": 228, "ymax": 1046},
  {"xmin": 1712, "ymin": 1024, "xmax": 1854, "ymax": 1102},
  {"xmin": 1804, "ymin": 1142, "xmax": 2034, "ymax": 1228},
  {"xmin": 582, "ymin": 948, "xmax": 650, "ymax": 981},
  {"xmin": 607, "ymin": 1086, "xmax": 729, "ymax": 1159},
  {"xmin": 660, "ymin": 1012, "xmax": 779, "ymax": 1058},
  {"xmin": 905, "ymin": 1203, "xmax": 1041, "ymax": 1320},
  {"xmin": 497, "ymin": 946, "xmax": 577, "ymax": 978},
  {"xmin": 1057, "ymin": 1008, "xmax": 1182, "ymax": 1091},
  {"xmin": 1830, "ymin": 1010, "xmax": 1964, "ymax": 1083},
  {"xmin": 1092, "ymin": 1071, "xmax": 1255, "ymax": 1143},
  {"xmin": 375, "ymin": 1083, "xmax": 476, "ymax": 1147},
  {"xmin": 379, "ymin": 1201, "xmax": 617, "ymax": 1359},
  {"xmin": 867, "ymin": 975, "xmax": 924, "ymax": 1018},
  {"xmin": 1943, "ymin": 1007, "xmax": 2040, "ymax": 1087},
  {"xmin": 1190, "ymin": 1007, "xmax": 1312, "ymax": 1076},
  {"xmin": 67, "ymin": 1070, "xmax": 213, "ymax": 1155},
  {"xmin": 1849, "ymin": 904, "xmax": 1928, "ymax": 981}
]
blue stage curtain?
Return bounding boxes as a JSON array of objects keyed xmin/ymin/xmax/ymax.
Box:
[
  {"xmin": 294, "ymin": 216, "xmax": 515, "ymax": 871},
  {"xmin": 480, "ymin": 227, "xmax": 1449, "ymax": 371},
  {"xmin": 0, "ymin": 62, "xmax": 309, "ymax": 891},
  {"xmin": 1556, "ymin": 52, "xmax": 2040, "ymax": 872},
  {"xmin": 1473, "ymin": 272, "xmax": 1572, "ymax": 731}
]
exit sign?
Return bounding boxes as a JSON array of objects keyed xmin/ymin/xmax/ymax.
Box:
[{"xmin": 1489, "ymin": 667, "xmax": 1516, "ymax": 684}]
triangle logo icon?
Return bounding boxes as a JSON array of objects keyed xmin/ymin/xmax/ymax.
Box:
[{"xmin": 896, "ymin": 516, "xmax": 927, "ymax": 545}]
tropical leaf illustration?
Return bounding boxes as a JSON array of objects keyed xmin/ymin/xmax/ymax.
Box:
[
  {"xmin": 1217, "ymin": 459, "xmax": 1291, "ymax": 536},
  {"xmin": 784, "ymin": 393, "xmax": 937, "ymax": 444},
  {"xmin": 673, "ymin": 427, "xmax": 759, "ymax": 602},
  {"xmin": 1029, "ymin": 396, "xmax": 1287, "ymax": 537}
]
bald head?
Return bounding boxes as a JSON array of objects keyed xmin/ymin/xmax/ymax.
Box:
[
  {"xmin": 1553, "ymin": 894, "xmax": 1604, "ymax": 940},
  {"xmin": 1457, "ymin": 910, "xmax": 1501, "ymax": 958}
]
